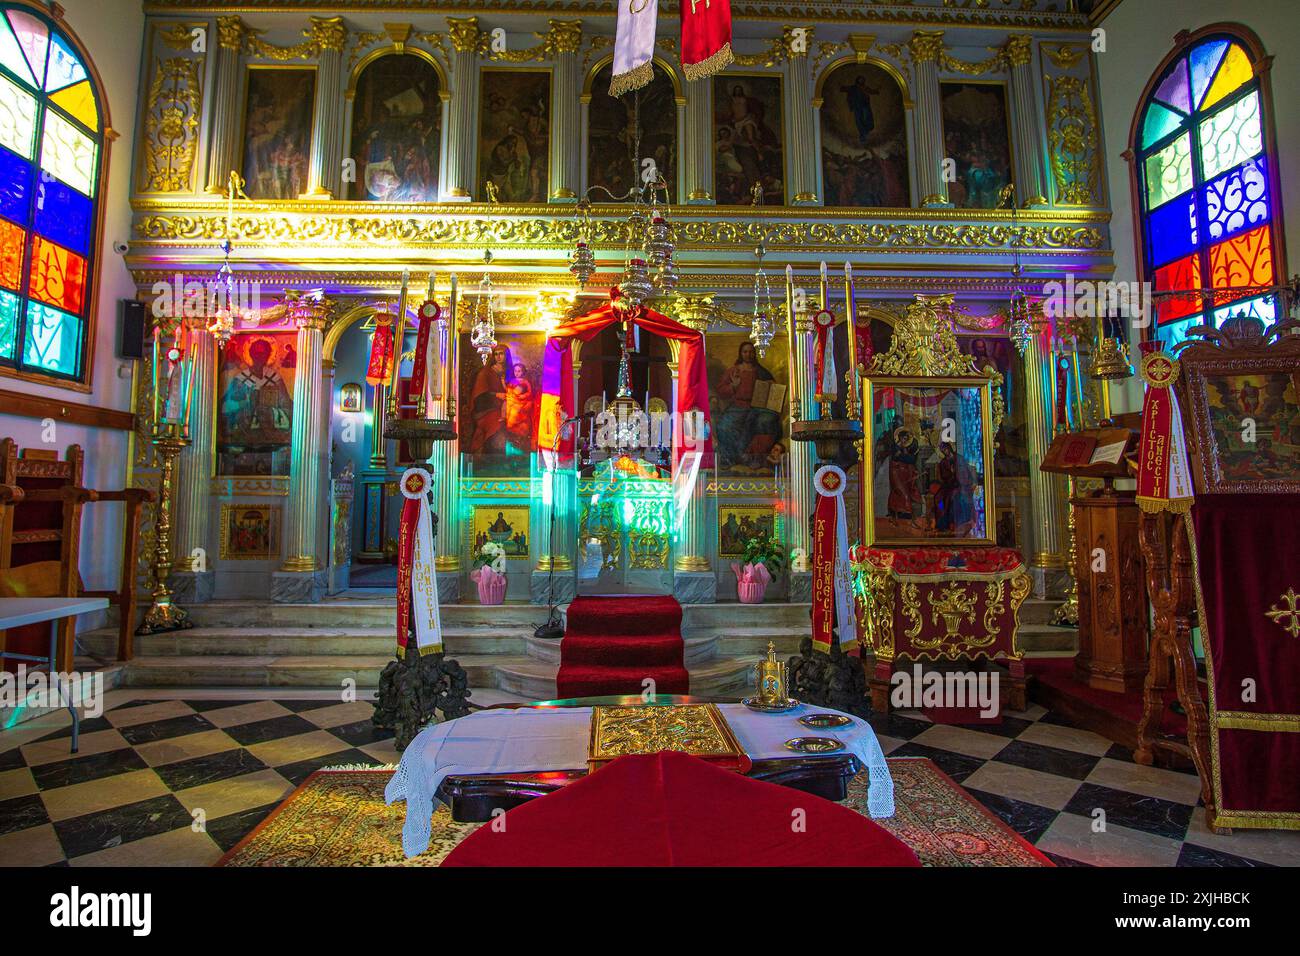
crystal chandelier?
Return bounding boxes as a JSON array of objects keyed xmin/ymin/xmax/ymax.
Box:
[
  {"xmin": 471, "ymin": 249, "xmax": 498, "ymax": 364},
  {"xmin": 749, "ymin": 243, "xmax": 776, "ymax": 357}
]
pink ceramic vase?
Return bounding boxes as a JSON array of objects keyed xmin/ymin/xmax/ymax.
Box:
[
  {"xmin": 472, "ymin": 568, "xmax": 507, "ymax": 605},
  {"xmin": 738, "ymin": 580, "xmax": 767, "ymax": 604}
]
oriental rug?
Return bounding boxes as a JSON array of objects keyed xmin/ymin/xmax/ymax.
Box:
[
  {"xmin": 216, "ymin": 757, "xmax": 1050, "ymax": 867},
  {"xmin": 555, "ymin": 595, "xmax": 689, "ymax": 698}
]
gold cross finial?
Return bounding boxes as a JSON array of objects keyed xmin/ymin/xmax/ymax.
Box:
[{"xmin": 1266, "ymin": 587, "xmax": 1300, "ymax": 639}]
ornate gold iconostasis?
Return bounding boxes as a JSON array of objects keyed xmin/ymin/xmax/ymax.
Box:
[{"xmin": 122, "ymin": 1, "xmax": 1114, "ymax": 604}]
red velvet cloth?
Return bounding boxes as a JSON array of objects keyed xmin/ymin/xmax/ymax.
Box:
[
  {"xmin": 556, "ymin": 595, "xmax": 689, "ymax": 698},
  {"xmin": 442, "ymin": 750, "xmax": 920, "ymax": 867},
  {"xmin": 1192, "ymin": 494, "xmax": 1300, "ymax": 824},
  {"xmin": 537, "ymin": 300, "xmax": 714, "ymax": 468}
]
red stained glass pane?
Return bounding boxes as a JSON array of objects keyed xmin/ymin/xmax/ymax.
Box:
[
  {"xmin": 1153, "ymin": 252, "xmax": 1203, "ymax": 324},
  {"xmin": 27, "ymin": 233, "xmax": 86, "ymax": 313},
  {"xmin": 1208, "ymin": 223, "xmax": 1275, "ymax": 291},
  {"xmin": 0, "ymin": 217, "xmax": 23, "ymax": 291}
]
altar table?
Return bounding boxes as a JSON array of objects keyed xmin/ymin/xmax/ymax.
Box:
[
  {"xmin": 854, "ymin": 546, "xmax": 1032, "ymax": 713},
  {"xmin": 386, "ymin": 699, "xmax": 895, "ymax": 858}
]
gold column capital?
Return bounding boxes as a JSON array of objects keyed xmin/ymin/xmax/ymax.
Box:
[
  {"xmin": 1005, "ymin": 34, "xmax": 1034, "ymax": 69},
  {"xmin": 781, "ymin": 24, "xmax": 814, "ymax": 58},
  {"xmin": 545, "ymin": 18, "xmax": 584, "ymax": 56},
  {"xmin": 216, "ymin": 15, "xmax": 245, "ymax": 51},
  {"xmin": 908, "ymin": 30, "xmax": 945, "ymax": 64},
  {"xmin": 447, "ymin": 16, "xmax": 485, "ymax": 54},
  {"xmin": 306, "ymin": 16, "xmax": 348, "ymax": 54}
]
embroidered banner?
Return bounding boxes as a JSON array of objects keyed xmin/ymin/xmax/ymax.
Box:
[
  {"xmin": 612, "ymin": 0, "xmax": 658, "ymax": 96},
  {"xmin": 1136, "ymin": 344, "xmax": 1194, "ymax": 513},
  {"xmin": 365, "ymin": 313, "xmax": 394, "ymax": 386},
  {"xmin": 812, "ymin": 464, "xmax": 855, "ymax": 652},
  {"xmin": 396, "ymin": 468, "xmax": 442, "ymax": 656},
  {"xmin": 813, "ymin": 309, "xmax": 837, "ymax": 402},
  {"xmin": 681, "ymin": 0, "xmax": 733, "ymax": 81}
]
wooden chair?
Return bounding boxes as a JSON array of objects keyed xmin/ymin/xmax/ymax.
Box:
[{"xmin": 0, "ymin": 440, "xmax": 152, "ymax": 666}]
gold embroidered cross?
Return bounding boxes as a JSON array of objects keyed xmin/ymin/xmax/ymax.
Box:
[
  {"xmin": 690, "ymin": 0, "xmax": 712, "ymax": 12},
  {"xmin": 1266, "ymin": 587, "xmax": 1300, "ymax": 639}
]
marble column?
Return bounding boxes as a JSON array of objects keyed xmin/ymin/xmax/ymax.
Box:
[
  {"xmin": 301, "ymin": 17, "xmax": 347, "ymax": 199},
  {"xmin": 785, "ymin": 27, "xmax": 819, "ymax": 205},
  {"xmin": 274, "ymin": 297, "xmax": 332, "ymax": 602},
  {"xmin": 203, "ymin": 16, "xmax": 244, "ymax": 195},
  {"xmin": 1006, "ymin": 35, "xmax": 1048, "ymax": 206},
  {"xmin": 909, "ymin": 31, "xmax": 950, "ymax": 207},
  {"xmin": 1022, "ymin": 323, "xmax": 1068, "ymax": 596},
  {"xmin": 169, "ymin": 319, "xmax": 217, "ymax": 603},
  {"xmin": 684, "ymin": 75, "xmax": 713, "ymax": 203},
  {"xmin": 548, "ymin": 20, "xmax": 582, "ymax": 201},
  {"xmin": 670, "ymin": 343, "xmax": 716, "ymax": 604},
  {"xmin": 442, "ymin": 17, "xmax": 482, "ymax": 201}
]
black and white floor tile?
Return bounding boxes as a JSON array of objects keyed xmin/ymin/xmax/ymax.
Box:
[{"xmin": 2, "ymin": 688, "xmax": 1299, "ymax": 867}]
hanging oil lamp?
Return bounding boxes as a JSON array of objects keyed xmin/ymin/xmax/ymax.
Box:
[
  {"xmin": 471, "ymin": 249, "xmax": 498, "ymax": 364},
  {"xmin": 750, "ymin": 243, "xmax": 776, "ymax": 357},
  {"xmin": 569, "ymin": 199, "xmax": 597, "ymax": 288}
]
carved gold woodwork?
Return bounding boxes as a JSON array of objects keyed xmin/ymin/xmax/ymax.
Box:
[
  {"xmin": 140, "ymin": 27, "xmax": 204, "ymax": 193},
  {"xmin": 1047, "ymin": 75, "xmax": 1101, "ymax": 206}
]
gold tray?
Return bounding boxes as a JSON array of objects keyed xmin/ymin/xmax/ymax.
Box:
[{"xmin": 587, "ymin": 704, "xmax": 745, "ymax": 771}]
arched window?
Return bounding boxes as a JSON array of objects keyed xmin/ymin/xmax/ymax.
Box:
[
  {"xmin": 347, "ymin": 52, "xmax": 444, "ymax": 202},
  {"xmin": 0, "ymin": 2, "xmax": 105, "ymax": 384},
  {"xmin": 1133, "ymin": 28, "xmax": 1284, "ymax": 346},
  {"xmin": 585, "ymin": 58, "xmax": 679, "ymax": 203}
]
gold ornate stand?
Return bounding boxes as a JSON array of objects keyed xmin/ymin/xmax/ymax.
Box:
[{"xmin": 136, "ymin": 430, "xmax": 194, "ymax": 635}]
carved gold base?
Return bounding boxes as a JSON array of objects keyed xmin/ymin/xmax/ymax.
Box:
[
  {"xmin": 550, "ymin": 187, "xmax": 577, "ymax": 200},
  {"xmin": 535, "ymin": 556, "xmax": 574, "ymax": 572},
  {"xmin": 297, "ymin": 186, "xmax": 334, "ymax": 200},
  {"xmin": 281, "ymin": 555, "xmax": 319, "ymax": 573},
  {"xmin": 687, "ymin": 189, "xmax": 713, "ymax": 202},
  {"xmin": 1033, "ymin": 550, "xmax": 1067, "ymax": 570},
  {"xmin": 1052, "ymin": 593, "xmax": 1080, "ymax": 626},
  {"xmin": 674, "ymin": 555, "xmax": 711, "ymax": 572},
  {"xmin": 136, "ymin": 599, "xmax": 192, "ymax": 636},
  {"xmin": 435, "ymin": 555, "xmax": 461, "ymax": 572},
  {"xmin": 446, "ymin": 187, "xmax": 470, "ymax": 198},
  {"xmin": 792, "ymin": 191, "xmax": 819, "ymax": 204}
]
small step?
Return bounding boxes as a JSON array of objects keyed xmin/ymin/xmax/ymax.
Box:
[
  {"xmin": 493, "ymin": 654, "xmax": 758, "ymax": 702},
  {"xmin": 1018, "ymin": 624, "xmax": 1079, "ymax": 654},
  {"xmin": 525, "ymin": 632, "xmax": 717, "ymax": 665},
  {"xmin": 121, "ymin": 653, "xmax": 530, "ymax": 689},
  {"xmin": 78, "ymin": 626, "xmax": 530, "ymax": 659}
]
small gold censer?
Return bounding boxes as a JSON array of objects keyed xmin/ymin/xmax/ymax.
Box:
[{"xmin": 743, "ymin": 642, "xmax": 798, "ymax": 712}]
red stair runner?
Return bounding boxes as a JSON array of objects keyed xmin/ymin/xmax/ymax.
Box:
[{"xmin": 556, "ymin": 595, "xmax": 689, "ymax": 698}]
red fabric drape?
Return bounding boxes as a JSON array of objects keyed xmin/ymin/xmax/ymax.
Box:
[{"xmin": 538, "ymin": 301, "xmax": 714, "ymax": 469}]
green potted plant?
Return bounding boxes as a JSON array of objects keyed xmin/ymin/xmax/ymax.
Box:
[{"xmin": 733, "ymin": 532, "xmax": 783, "ymax": 604}]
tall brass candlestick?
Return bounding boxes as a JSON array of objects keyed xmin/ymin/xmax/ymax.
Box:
[
  {"xmin": 387, "ymin": 269, "xmax": 411, "ymax": 416},
  {"xmin": 1052, "ymin": 343, "xmax": 1082, "ymax": 627},
  {"xmin": 843, "ymin": 262, "xmax": 860, "ymax": 420}
]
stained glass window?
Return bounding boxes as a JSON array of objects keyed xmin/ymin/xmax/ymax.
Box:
[
  {"xmin": 0, "ymin": 4, "xmax": 102, "ymax": 383},
  {"xmin": 1135, "ymin": 33, "xmax": 1284, "ymax": 347}
]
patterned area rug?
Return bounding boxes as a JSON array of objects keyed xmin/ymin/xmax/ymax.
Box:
[{"xmin": 217, "ymin": 757, "xmax": 1050, "ymax": 867}]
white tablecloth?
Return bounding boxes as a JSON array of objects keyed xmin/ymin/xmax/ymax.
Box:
[{"xmin": 386, "ymin": 703, "xmax": 894, "ymax": 858}]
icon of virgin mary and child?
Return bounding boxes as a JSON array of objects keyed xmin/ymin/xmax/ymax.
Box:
[{"xmin": 467, "ymin": 344, "xmax": 537, "ymax": 460}]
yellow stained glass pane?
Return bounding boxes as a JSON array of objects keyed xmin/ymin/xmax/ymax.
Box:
[
  {"xmin": 49, "ymin": 79, "xmax": 96, "ymax": 131},
  {"xmin": 1201, "ymin": 44, "xmax": 1252, "ymax": 112}
]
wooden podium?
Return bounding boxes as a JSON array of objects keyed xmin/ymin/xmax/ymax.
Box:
[
  {"xmin": 1071, "ymin": 490, "xmax": 1149, "ymax": 692},
  {"xmin": 1041, "ymin": 422, "xmax": 1149, "ymax": 693}
]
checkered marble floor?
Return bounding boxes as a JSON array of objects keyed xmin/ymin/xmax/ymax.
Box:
[{"xmin": 2, "ymin": 688, "xmax": 1299, "ymax": 867}]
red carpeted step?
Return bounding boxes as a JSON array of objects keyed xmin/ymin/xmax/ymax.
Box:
[
  {"xmin": 556, "ymin": 665, "xmax": 691, "ymax": 699},
  {"xmin": 557, "ymin": 595, "xmax": 689, "ymax": 699}
]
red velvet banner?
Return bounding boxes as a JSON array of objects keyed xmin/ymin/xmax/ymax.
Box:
[
  {"xmin": 811, "ymin": 491, "xmax": 837, "ymax": 652},
  {"xmin": 680, "ymin": 0, "xmax": 733, "ymax": 81},
  {"xmin": 394, "ymin": 495, "xmax": 419, "ymax": 655},
  {"xmin": 408, "ymin": 311, "xmax": 433, "ymax": 400},
  {"xmin": 366, "ymin": 316, "xmax": 394, "ymax": 386},
  {"xmin": 1192, "ymin": 494, "xmax": 1300, "ymax": 828}
]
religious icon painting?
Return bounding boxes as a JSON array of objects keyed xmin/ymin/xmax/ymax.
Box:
[
  {"xmin": 477, "ymin": 69, "xmax": 551, "ymax": 203},
  {"xmin": 471, "ymin": 505, "xmax": 530, "ymax": 559},
  {"xmin": 939, "ymin": 81, "xmax": 1014, "ymax": 210},
  {"xmin": 216, "ymin": 332, "xmax": 297, "ymax": 476},
  {"xmin": 348, "ymin": 54, "xmax": 442, "ymax": 201},
  {"xmin": 819, "ymin": 61, "xmax": 910, "ymax": 207},
  {"xmin": 1193, "ymin": 369, "xmax": 1300, "ymax": 487},
  {"xmin": 959, "ymin": 335, "xmax": 1029, "ymax": 476},
  {"xmin": 712, "ymin": 73, "xmax": 785, "ymax": 206},
  {"xmin": 861, "ymin": 375, "xmax": 998, "ymax": 547},
  {"xmin": 219, "ymin": 504, "xmax": 281, "ymax": 561},
  {"xmin": 706, "ymin": 333, "xmax": 790, "ymax": 477},
  {"xmin": 587, "ymin": 59, "xmax": 677, "ymax": 202},
  {"xmin": 718, "ymin": 505, "xmax": 777, "ymax": 558},
  {"xmin": 995, "ymin": 505, "xmax": 1021, "ymax": 550},
  {"xmin": 458, "ymin": 332, "xmax": 545, "ymax": 478},
  {"xmin": 240, "ymin": 67, "xmax": 316, "ymax": 200}
]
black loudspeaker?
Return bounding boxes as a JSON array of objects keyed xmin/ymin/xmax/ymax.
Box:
[{"xmin": 118, "ymin": 299, "xmax": 148, "ymax": 359}]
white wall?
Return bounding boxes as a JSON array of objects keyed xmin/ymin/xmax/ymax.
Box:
[
  {"xmin": 0, "ymin": 0, "xmax": 144, "ymax": 591},
  {"xmin": 1095, "ymin": 0, "xmax": 1300, "ymax": 410}
]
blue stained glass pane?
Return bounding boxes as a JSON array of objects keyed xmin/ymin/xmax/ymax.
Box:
[
  {"xmin": 0, "ymin": 286, "xmax": 17, "ymax": 360},
  {"xmin": 0, "ymin": 144, "xmax": 30, "ymax": 224},
  {"xmin": 22, "ymin": 299, "xmax": 81, "ymax": 376},
  {"xmin": 1203, "ymin": 156, "xmax": 1269, "ymax": 245},
  {"xmin": 1147, "ymin": 193, "xmax": 1198, "ymax": 267},
  {"xmin": 34, "ymin": 172, "xmax": 91, "ymax": 256},
  {"xmin": 1212, "ymin": 294, "xmax": 1277, "ymax": 328},
  {"xmin": 1190, "ymin": 39, "xmax": 1229, "ymax": 109},
  {"xmin": 1156, "ymin": 316, "xmax": 1202, "ymax": 347},
  {"xmin": 44, "ymin": 33, "xmax": 86, "ymax": 93}
]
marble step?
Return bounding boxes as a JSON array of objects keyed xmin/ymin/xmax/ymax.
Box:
[
  {"xmin": 1020, "ymin": 599, "xmax": 1064, "ymax": 626},
  {"xmin": 1018, "ymin": 624, "xmax": 1079, "ymax": 653},
  {"xmin": 524, "ymin": 632, "xmax": 719, "ymax": 666},
  {"xmin": 106, "ymin": 601, "xmax": 552, "ymax": 631},
  {"xmin": 120, "ymin": 653, "xmax": 529, "ymax": 689},
  {"xmin": 492, "ymin": 655, "xmax": 759, "ymax": 702},
  {"xmin": 78, "ymin": 626, "xmax": 530, "ymax": 659}
]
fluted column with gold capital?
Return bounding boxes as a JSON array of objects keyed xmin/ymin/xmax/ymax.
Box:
[
  {"xmin": 443, "ymin": 17, "xmax": 483, "ymax": 201},
  {"xmin": 274, "ymin": 297, "xmax": 332, "ymax": 602},
  {"xmin": 909, "ymin": 30, "xmax": 950, "ymax": 207},
  {"xmin": 785, "ymin": 26, "xmax": 818, "ymax": 204},
  {"xmin": 301, "ymin": 17, "xmax": 347, "ymax": 199},
  {"xmin": 548, "ymin": 19, "xmax": 582, "ymax": 201},
  {"xmin": 203, "ymin": 16, "xmax": 245, "ymax": 194},
  {"xmin": 684, "ymin": 75, "xmax": 713, "ymax": 203},
  {"xmin": 1006, "ymin": 34, "xmax": 1048, "ymax": 206},
  {"xmin": 170, "ymin": 318, "xmax": 217, "ymax": 603},
  {"xmin": 1023, "ymin": 323, "xmax": 1068, "ymax": 593}
]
